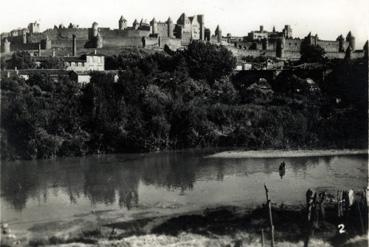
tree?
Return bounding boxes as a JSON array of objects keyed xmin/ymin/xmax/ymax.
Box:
[
  {"xmin": 300, "ymin": 40, "xmax": 326, "ymax": 63},
  {"xmin": 6, "ymin": 51, "xmax": 35, "ymax": 69},
  {"xmin": 181, "ymin": 41, "xmax": 236, "ymax": 83},
  {"xmin": 40, "ymin": 57, "xmax": 65, "ymax": 69}
]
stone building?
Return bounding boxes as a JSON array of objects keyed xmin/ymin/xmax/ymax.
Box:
[{"xmin": 64, "ymin": 53, "xmax": 105, "ymax": 72}]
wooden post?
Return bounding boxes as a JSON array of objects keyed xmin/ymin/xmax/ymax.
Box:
[
  {"xmin": 268, "ymin": 200, "xmax": 274, "ymax": 230},
  {"xmin": 261, "ymin": 228, "xmax": 265, "ymax": 247},
  {"xmin": 337, "ymin": 190, "xmax": 343, "ymax": 217},
  {"xmin": 264, "ymin": 184, "xmax": 275, "ymax": 247},
  {"xmin": 305, "ymin": 189, "xmax": 315, "ymax": 247},
  {"xmin": 319, "ymin": 192, "xmax": 326, "ymax": 221},
  {"xmin": 357, "ymin": 199, "xmax": 365, "ymax": 234},
  {"xmin": 264, "ymin": 184, "xmax": 269, "ymax": 202}
]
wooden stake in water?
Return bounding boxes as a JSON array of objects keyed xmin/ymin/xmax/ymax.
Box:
[{"xmin": 264, "ymin": 184, "xmax": 275, "ymax": 247}]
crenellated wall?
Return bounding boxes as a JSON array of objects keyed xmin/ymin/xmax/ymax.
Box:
[
  {"xmin": 160, "ymin": 37, "xmax": 183, "ymax": 50},
  {"xmin": 284, "ymin": 38, "xmax": 302, "ymax": 52},
  {"xmin": 99, "ymin": 29, "xmax": 150, "ymax": 38},
  {"xmin": 102, "ymin": 36, "xmax": 144, "ymax": 48},
  {"xmin": 156, "ymin": 23, "xmax": 170, "ymax": 38},
  {"xmin": 316, "ymin": 40, "xmax": 340, "ymax": 53}
]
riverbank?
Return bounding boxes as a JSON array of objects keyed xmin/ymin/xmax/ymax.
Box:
[
  {"xmin": 206, "ymin": 149, "xmax": 368, "ymax": 159},
  {"xmin": 5, "ymin": 203, "xmax": 366, "ymax": 247}
]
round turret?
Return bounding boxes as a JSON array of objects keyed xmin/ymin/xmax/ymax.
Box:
[
  {"xmin": 167, "ymin": 17, "xmax": 174, "ymax": 38},
  {"xmin": 119, "ymin": 16, "xmax": 127, "ymax": 30},
  {"xmin": 150, "ymin": 18, "xmax": 157, "ymax": 35},
  {"xmin": 96, "ymin": 33, "xmax": 103, "ymax": 48},
  {"xmin": 276, "ymin": 37, "xmax": 285, "ymax": 58},
  {"xmin": 22, "ymin": 32, "xmax": 27, "ymax": 44},
  {"xmin": 197, "ymin": 15, "xmax": 205, "ymax": 40},
  {"xmin": 337, "ymin": 34, "xmax": 344, "ymax": 52},
  {"xmin": 215, "ymin": 25, "xmax": 222, "ymax": 42},
  {"xmin": 92, "ymin": 22, "xmax": 99, "ymax": 37},
  {"xmin": 346, "ymin": 31, "xmax": 355, "ymax": 50},
  {"xmin": 41, "ymin": 35, "xmax": 52, "ymax": 50},
  {"xmin": 150, "ymin": 18, "xmax": 157, "ymax": 24},
  {"xmin": 177, "ymin": 13, "xmax": 187, "ymax": 25},
  {"xmin": 133, "ymin": 19, "xmax": 139, "ymax": 30},
  {"xmin": 2, "ymin": 38, "xmax": 11, "ymax": 53},
  {"xmin": 344, "ymin": 45, "xmax": 352, "ymax": 60},
  {"xmin": 215, "ymin": 25, "xmax": 221, "ymax": 35}
]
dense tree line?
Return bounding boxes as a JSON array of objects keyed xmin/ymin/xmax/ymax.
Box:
[{"xmin": 1, "ymin": 42, "xmax": 367, "ymax": 160}]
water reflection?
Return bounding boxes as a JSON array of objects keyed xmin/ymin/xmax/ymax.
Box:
[
  {"xmin": 279, "ymin": 168, "xmax": 286, "ymax": 179},
  {"xmin": 0, "ymin": 152, "xmax": 367, "ymax": 212}
]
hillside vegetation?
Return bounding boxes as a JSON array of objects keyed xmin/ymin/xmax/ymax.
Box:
[{"xmin": 1, "ymin": 42, "xmax": 367, "ymax": 160}]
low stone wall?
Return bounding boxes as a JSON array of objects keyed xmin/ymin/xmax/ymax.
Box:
[
  {"xmin": 160, "ymin": 37, "xmax": 183, "ymax": 50},
  {"xmin": 227, "ymin": 46, "xmax": 277, "ymax": 59}
]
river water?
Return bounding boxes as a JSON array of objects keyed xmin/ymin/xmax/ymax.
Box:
[{"xmin": 0, "ymin": 149, "xmax": 367, "ymax": 235}]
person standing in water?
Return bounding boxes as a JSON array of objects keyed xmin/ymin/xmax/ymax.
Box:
[{"xmin": 279, "ymin": 161, "xmax": 286, "ymax": 179}]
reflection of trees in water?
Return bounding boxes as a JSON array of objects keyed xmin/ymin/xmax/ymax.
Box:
[
  {"xmin": 140, "ymin": 153, "xmax": 196, "ymax": 192},
  {"xmin": 2, "ymin": 152, "xmax": 352, "ymax": 212},
  {"xmin": 83, "ymin": 163, "xmax": 117, "ymax": 205},
  {"xmin": 114, "ymin": 167, "xmax": 140, "ymax": 209},
  {"xmin": 1, "ymin": 163, "xmax": 40, "ymax": 211},
  {"xmin": 279, "ymin": 168, "xmax": 285, "ymax": 179},
  {"xmin": 83, "ymin": 162, "xmax": 140, "ymax": 208},
  {"xmin": 288, "ymin": 156, "xmax": 332, "ymax": 178}
]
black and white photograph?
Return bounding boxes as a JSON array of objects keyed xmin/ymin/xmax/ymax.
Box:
[{"xmin": 0, "ymin": 0, "xmax": 368, "ymax": 246}]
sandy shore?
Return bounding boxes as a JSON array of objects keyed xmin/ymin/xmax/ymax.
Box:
[
  {"xmin": 6, "ymin": 203, "xmax": 366, "ymax": 247},
  {"xmin": 206, "ymin": 149, "xmax": 368, "ymax": 159}
]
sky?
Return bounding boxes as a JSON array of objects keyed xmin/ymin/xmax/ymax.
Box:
[{"xmin": 1, "ymin": 0, "xmax": 368, "ymax": 47}]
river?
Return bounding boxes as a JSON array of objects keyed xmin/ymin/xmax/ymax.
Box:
[{"xmin": 0, "ymin": 149, "xmax": 367, "ymax": 239}]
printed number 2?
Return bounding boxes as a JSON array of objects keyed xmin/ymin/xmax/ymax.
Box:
[{"xmin": 338, "ymin": 224, "xmax": 346, "ymax": 234}]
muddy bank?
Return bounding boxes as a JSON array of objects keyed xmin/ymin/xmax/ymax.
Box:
[
  {"xmin": 8, "ymin": 202, "xmax": 366, "ymax": 247},
  {"xmin": 206, "ymin": 149, "xmax": 368, "ymax": 159}
]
